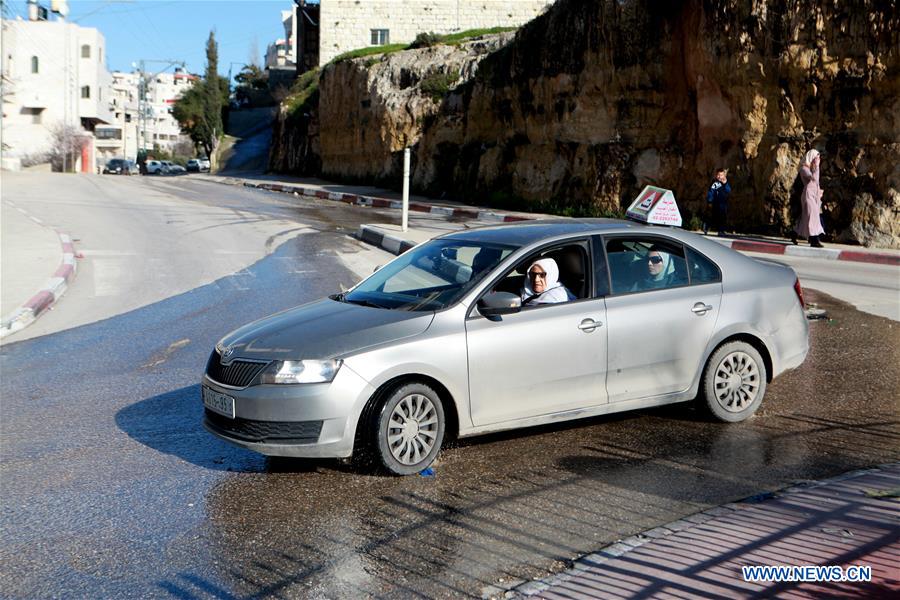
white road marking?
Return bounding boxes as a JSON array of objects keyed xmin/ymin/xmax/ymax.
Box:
[{"xmin": 91, "ymin": 258, "xmax": 125, "ymax": 297}]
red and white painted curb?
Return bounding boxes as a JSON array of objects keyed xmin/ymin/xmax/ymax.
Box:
[
  {"xmin": 1, "ymin": 232, "xmax": 78, "ymax": 340},
  {"xmin": 715, "ymin": 237, "xmax": 900, "ymax": 266},
  {"xmin": 211, "ymin": 176, "xmax": 900, "ymax": 265}
]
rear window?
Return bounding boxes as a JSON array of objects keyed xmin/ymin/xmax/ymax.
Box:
[{"xmin": 685, "ymin": 247, "xmax": 721, "ymax": 284}]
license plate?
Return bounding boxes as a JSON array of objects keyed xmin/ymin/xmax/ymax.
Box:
[{"xmin": 203, "ymin": 386, "xmax": 235, "ymax": 419}]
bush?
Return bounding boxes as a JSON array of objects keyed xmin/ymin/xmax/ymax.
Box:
[
  {"xmin": 408, "ymin": 32, "xmax": 442, "ymax": 49},
  {"xmin": 420, "ymin": 69, "xmax": 460, "ymax": 101}
]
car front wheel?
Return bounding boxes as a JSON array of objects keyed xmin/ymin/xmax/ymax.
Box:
[
  {"xmin": 699, "ymin": 341, "xmax": 767, "ymax": 422},
  {"xmin": 374, "ymin": 382, "xmax": 445, "ymax": 475}
]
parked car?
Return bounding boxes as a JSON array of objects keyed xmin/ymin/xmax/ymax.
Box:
[
  {"xmin": 103, "ymin": 158, "xmax": 130, "ymax": 174},
  {"xmin": 124, "ymin": 160, "xmax": 139, "ymax": 175},
  {"xmin": 186, "ymin": 158, "xmax": 210, "ymax": 172},
  {"xmin": 201, "ymin": 220, "xmax": 809, "ymax": 475},
  {"xmin": 145, "ymin": 160, "xmax": 163, "ymax": 174}
]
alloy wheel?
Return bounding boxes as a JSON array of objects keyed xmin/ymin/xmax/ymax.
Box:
[
  {"xmin": 713, "ymin": 351, "xmax": 760, "ymax": 412},
  {"xmin": 386, "ymin": 393, "xmax": 439, "ymax": 465}
]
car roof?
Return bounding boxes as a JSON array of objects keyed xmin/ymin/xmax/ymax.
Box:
[{"xmin": 441, "ymin": 218, "xmax": 653, "ymax": 245}]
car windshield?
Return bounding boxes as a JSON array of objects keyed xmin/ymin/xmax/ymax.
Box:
[{"xmin": 338, "ymin": 239, "xmax": 516, "ymax": 311}]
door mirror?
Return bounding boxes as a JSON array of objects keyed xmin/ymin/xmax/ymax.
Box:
[{"xmin": 478, "ymin": 292, "xmax": 521, "ymax": 319}]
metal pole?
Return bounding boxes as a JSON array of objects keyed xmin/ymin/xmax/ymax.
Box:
[{"xmin": 402, "ymin": 147, "xmax": 410, "ymax": 232}]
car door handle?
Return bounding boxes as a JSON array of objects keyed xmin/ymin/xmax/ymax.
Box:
[
  {"xmin": 578, "ymin": 318, "xmax": 602, "ymax": 332},
  {"xmin": 692, "ymin": 302, "xmax": 713, "ymax": 315}
]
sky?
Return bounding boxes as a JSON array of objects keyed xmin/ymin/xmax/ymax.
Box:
[{"xmin": 6, "ymin": 0, "xmax": 305, "ymax": 82}]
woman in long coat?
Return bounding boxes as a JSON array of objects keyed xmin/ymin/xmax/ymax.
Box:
[{"xmin": 793, "ymin": 149, "xmax": 825, "ymax": 247}]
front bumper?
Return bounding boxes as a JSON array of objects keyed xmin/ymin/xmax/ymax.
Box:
[{"xmin": 201, "ymin": 363, "xmax": 374, "ymax": 458}]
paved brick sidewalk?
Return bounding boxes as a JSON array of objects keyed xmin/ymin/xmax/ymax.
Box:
[{"xmin": 499, "ymin": 464, "xmax": 899, "ymax": 599}]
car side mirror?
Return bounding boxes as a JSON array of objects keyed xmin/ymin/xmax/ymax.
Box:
[{"xmin": 478, "ymin": 292, "xmax": 521, "ymax": 320}]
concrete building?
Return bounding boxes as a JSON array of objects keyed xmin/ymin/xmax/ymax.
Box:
[
  {"xmin": 94, "ymin": 68, "xmax": 196, "ymax": 163},
  {"xmin": 1, "ymin": 12, "xmax": 114, "ymax": 172},
  {"xmin": 265, "ymin": 10, "xmax": 297, "ymax": 68},
  {"xmin": 94, "ymin": 71, "xmax": 139, "ymax": 164},
  {"xmin": 297, "ymin": 0, "xmax": 555, "ymax": 68}
]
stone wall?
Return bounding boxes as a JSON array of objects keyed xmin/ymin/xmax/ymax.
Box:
[
  {"xmin": 272, "ymin": 0, "xmax": 900, "ymax": 247},
  {"xmin": 318, "ymin": 0, "xmax": 552, "ymax": 64}
]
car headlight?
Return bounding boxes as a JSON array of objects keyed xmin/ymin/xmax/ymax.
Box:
[{"xmin": 259, "ymin": 359, "xmax": 342, "ymax": 384}]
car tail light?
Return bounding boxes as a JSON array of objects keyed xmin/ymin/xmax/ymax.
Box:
[{"xmin": 793, "ymin": 277, "xmax": 805, "ymax": 308}]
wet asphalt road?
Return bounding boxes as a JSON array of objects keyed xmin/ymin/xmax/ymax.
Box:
[{"xmin": 1, "ymin": 180, "xmax": 899, "ymax": 599}]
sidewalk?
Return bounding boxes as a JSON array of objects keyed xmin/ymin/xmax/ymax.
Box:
[
  {"xmin": 203, "ymin": 172, "xmax": 900, "ymax": 265},
  {"xmin": 0, "ymin": 200, "xmax": 77, "ymax": 340},
  {"xmin": 500, "ymin": 463, "xmax": 900, "ymax": 599}
]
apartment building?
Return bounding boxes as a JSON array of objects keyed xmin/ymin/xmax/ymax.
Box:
[
  {"xmin": 1, "ymin": 13, "xmax": 114, "ymax": 171},
  {"xmin": 94, "ymin": 68, "xmax": 196, "ymax": 162},
  {"xmin": 265, "ymin": 10, "xmax": 297, "ymax": 68}
]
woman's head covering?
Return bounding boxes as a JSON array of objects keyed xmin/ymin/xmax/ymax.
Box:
[
  {"xmin": 805, "ymin": 149, "xmax": 820, "ymax": 166},
  {"xmin": 522, "ymin": 257, "xmax": 562, "ymax": 297},
  {"xmin": 648, "ymin": 249, "xmax": 671, "ymax": 281}
]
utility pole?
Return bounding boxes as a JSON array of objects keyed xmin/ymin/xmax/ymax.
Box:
[{"xmin": 135, "ymin": 59, "xmax": 185, "ymax": 159}]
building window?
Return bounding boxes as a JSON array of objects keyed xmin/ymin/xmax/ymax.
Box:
[
  {"xmin": 81, "ymin": 44, "xmax": 91, "ymax": 58},
  {"xmin": 81, "ymin": 85, "xmax": 90, "ymax": 99},
  {"xmin": 371, "ymin": 29, "xmax": 390, "ymax": 45},
  {"xmin": 22, "ymin": 107, "xmax": 43, "ymax": 124},
  {"xmin": 31, "ymin": 56, "xmax": 39, "ymax": 73},
  {"xmin": 96, "ymin": 128, "xmax": 122, "ymax": 140}
]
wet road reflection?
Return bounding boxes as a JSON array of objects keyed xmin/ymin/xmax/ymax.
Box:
[{"xmin": 2, "ymin": 191, "xmax": 898, "ymax": 600}]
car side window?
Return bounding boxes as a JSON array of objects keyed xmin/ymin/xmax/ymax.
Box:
[
  {"xmin": 489, "ymin": 242, "xmax": 590, "ymax": 307},
  {"xmin": 685, "ymin": 247, "xmax": 722, "ymax": 284},
  {"xmin": 605, "ymin": 237, "xmax": 687, "ymax": 294}
]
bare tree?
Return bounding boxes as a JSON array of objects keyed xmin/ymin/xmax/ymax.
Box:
[
  {"xmin": 248, "ymin": 36, "xmax": 260, "ymax": 69},
  {"xmin": 48, "ymin": 122, "xmax": 90, "ymax": 172}
]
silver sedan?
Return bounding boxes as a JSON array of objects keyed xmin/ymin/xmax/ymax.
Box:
[{"xmin": 202, "ymin": 220, "xmax": 809, "ymax": 475}]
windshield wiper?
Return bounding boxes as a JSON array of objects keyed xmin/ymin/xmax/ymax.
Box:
[{"xmin": 344, "ymin": 297, "xmax": 386, "ymax": 309}]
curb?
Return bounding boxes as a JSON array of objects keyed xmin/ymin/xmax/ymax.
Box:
[
  {"xmin": 0, "ymin": 232, "xmax": 78, "ymax": 340},
  {"xmin": 714, "ymin": 237, "xmax": 900, "ymax": 266},
  {"xmin": 357, "ymin": 224, "xmax": 418, "ymax": 255},
  {"xmin": 494, "ymin": 463, "xmax": 897, "ymax": 599},
  {"xmin": 214, "ymin": 177, "xmax": 535, "ymax": 223},
  {"xmin": 207, "ymin": 176, "xmax": 900, "ymax": 265}
]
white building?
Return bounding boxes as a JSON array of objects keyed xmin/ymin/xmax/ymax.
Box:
[
  {"xmin": 265, "ymin": 10, "xmax": 297, "ymax": 68},
  {"xmin": 307, "ymin": 0, "xmax": 555, "ymax": 66},
  {"xmin": 94, "ymin": 71, "xmax": 139, "ymax": 163},
  {"xmin": 1, "ymin": 12, "xmax": 114, "ymax": 172},
  {"xmin": 94, "ymin": 68, "xmax": 196, "ymax": 162}
]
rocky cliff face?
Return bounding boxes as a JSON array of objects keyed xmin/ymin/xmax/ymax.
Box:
[{"xmin": 271, "ymin": 0, "xmax": 900, "ymax": 247}]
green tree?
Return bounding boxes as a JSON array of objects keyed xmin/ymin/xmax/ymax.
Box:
[
  {"xmin": 204, "ymin": 31, "xmax": 224, "ymax": 166},
  {"xmin": 172, "ymin": 31, "xmax": 228, "ymax": 167},
  {"xmin": 234, "ymin": 64, "xmax": 267, "ymax": 89}
]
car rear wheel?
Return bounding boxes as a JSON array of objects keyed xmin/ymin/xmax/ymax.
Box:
[
  {"xmin": 374, "ymin": 382, "xmax": 445, "ymax": 475},
  {"xmin": 699, "ymin": 341, "xmax": 767, "ymax": 422}
]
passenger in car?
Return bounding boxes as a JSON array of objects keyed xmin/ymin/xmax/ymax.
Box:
[
  {"xmin": 632, "ymin": 246, "xmax": 673, "ymax": 291},
  {"xmin": 521, "ymin": 258, "xmax": 574, "ymax": 305}
]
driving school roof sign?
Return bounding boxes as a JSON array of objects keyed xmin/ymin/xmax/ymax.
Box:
[{"xmin": 626, "ymin": 185, "xmax": 682, "ymax": 227}]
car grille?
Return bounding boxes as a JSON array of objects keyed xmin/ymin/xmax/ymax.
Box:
[
  {"xmin": 204, "ymin": 410, "xmax": 323, "ymax": 444},
  {"xmin": 205, "ymin": 350, "xmax": 268, "ymax": 388}
]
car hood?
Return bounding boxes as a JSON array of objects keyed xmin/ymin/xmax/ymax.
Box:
[{"xmin": 216, "ymin": 298, "xmax": 435, "ymax": 361}]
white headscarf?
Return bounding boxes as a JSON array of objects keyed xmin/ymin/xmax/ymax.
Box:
[
  {"xmin": 804, "ymin": 149, "xmax": 820, "ymax": 167},
  {"xmin": 649, "ymin": 250, "xmax": 672, "ymax": 281},
  {"xmin": 522, "ymin": 258, "xmax": 569, "ymax": 304}
]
